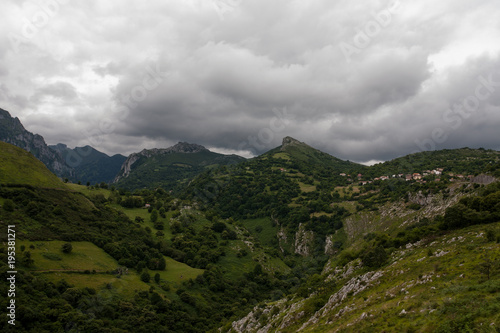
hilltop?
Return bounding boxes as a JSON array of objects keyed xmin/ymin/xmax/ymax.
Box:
[
  {"xmin": 113, "ymin": 141, "xmax": 246, "ymax": 191},
  {"xmin": 0, "ymin": 141, "xmax": 67, "ymax": 189}
]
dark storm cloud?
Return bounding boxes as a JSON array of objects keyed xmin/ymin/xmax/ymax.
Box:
[{"xmin": 0, "ymin": 0, "xmax": 499, "ymax": 160}]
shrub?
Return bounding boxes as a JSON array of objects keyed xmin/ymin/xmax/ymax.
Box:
[
  {"xmin": 141, "ymin": 271, "xmax": 151, "ymax": 283},
  {"xmin": 61, "ymin": 242, "xmax": 73, "ymax": 254},
  {"xmin": 2, "ymin": 199, "xmax": 15, "ymax": 212}
]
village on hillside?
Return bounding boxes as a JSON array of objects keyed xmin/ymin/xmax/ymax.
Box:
[{"xmin": 339, "ymin": 168, "xmax": 480, "ymax": 186}]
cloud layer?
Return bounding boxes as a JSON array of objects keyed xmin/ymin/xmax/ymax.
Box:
[{"xmin": 1, "ymin": 0, "xmax": 499, "ymax": 162}]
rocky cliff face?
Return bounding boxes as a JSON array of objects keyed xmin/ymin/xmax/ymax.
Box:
[
  {"xmin": 0, "ymin": 108, "xmax": 74, "ymax": 178},
  {"xmin": 294, "ymin": 223, "xmax": 315, "ymax": 256},
  {"xmin": 281, "ymin": 136, "xmax": 308, "ymax": 151}
]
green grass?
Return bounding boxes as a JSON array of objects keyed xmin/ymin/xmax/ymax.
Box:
[
  {"xmin": 159, "ymin": 256, "xmax": 204, "ymax": 284},
  {"xmin": 0, "ymin": 141, "xmax": 66, "ymax": 188},
  {"xmin": 218, "ymin": 240, "xmax": 255, "ymax": 279},
  {"xmin": 110, "ymin": 205, "xmax": 174, "ymax": 239},
  {"xmin": 21, "ymin": 240, "xmax": 203, "ymax": 296},
  {"xmin": 19, "ymin": 240, "xmax": 118, "ymax": 271},
  {"xmin": 274, "ymin": 222, "xmax": 500, "ymax": 332},
  {"xmin": 66, "ymin": 183, "xmax": 112, "ymax": 198},
  {"xmin": 42, "ymin": 271, "xmax": 150, "ymax": 298},
  {"xmin": 299, "ymin": 182, "xmax": 316, "ymax": 193},
  {"xmin": 272, "ymin": 152, "xmax": 292, "ymax": 160},
  {"xmin": 243, "ymin": 217, "xmax": 278, "ymax": 246}
]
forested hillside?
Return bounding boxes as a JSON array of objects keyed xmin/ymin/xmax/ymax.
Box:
[{"xmin": 1, "ymin": 138, "xmax": 499, "ymax": 332}]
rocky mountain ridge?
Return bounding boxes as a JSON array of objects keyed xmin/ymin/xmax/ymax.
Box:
[
  {"xmin": 0, "ymin": 108, "xmax": 74, "ymax": 178},
  {"xmin": 114, "ymin": 142, "xmax": 211, "ymax": 182},
  {"xmin": 49, "ymin": 143, "xmax": 127, "ymax": 184}
]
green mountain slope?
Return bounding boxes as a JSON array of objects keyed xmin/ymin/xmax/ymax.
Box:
[
  {"xmin": 0, "ymin": 141, "xmax": 66, "ymax": 188},
  {"xmin": 50, "ymin": 143, "xmax": 127, "ymax": 184},
  {"xmin": 268, "ymin": 136, "xmax": 362, "ymax": 170},
  {"xmin": 114, "ymin": 142, "xmax": 246, "ymax": 191},
  {"xmin": 368, "ymin": 147, "xmax": 500, "ymax": 177},
  {"xmin": 0, "ymin": 108, "xmax": 74, "ymax": 178},
  {"xmin": 0, "ymin": 144, "xmax": 290, "ymax": 332},
  {"xmin": 227, "ymin": 221, "xmax": 500, "ymax": 332},
  {"xmin": 3, "ymin": 133, "xmax": 499, "ymax": 332}
]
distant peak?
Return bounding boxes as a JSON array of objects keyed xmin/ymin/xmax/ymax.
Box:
[
  {"xmin": 281, "ymin": 136, "xmax": 307, "ymax": 150},
  {"xmin": 171, "ymin": 142, "xmax": 208, "ymax": 153},
  {"xmin": 136, "ymin": 142, "xmax": 208, "ymax": 157}
]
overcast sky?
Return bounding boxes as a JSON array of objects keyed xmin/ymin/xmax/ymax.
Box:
[{"xmin": 1, "ymin": 0, "xmax": 499, "ymax": 163}]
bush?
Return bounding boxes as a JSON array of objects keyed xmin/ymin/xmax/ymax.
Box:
[
  {"xmin": 360, "ymin": 246, "xmax": 387, "ymax": 268},
  {"xmin": 2, "ymin": 199, "xmax": 15, "ymax": 212},
  {"xmin": 141, "ymin": 271, "xmax": 151, "ymax": 283},
  {"xmin": 61, "ymin": 242, "xmax": 73, "ymax": 254}
]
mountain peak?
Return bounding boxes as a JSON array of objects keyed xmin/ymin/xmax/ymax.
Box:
[
  {"xmin": 171, "ymin": 142, "xmax": 208, "ymax": 153},
  {"xmin": 281, "ymin": 136, "xmax": 308, "ymax": 151}
]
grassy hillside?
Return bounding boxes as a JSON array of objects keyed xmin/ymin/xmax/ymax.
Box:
[
  {"xmin": 2, "ymin": 135, "xmax": 499, "ymax": 332},
  {"xmin": 227, "ymin": 221, "xmax": 500, "ymax": 332},
  {"xmin": 0, "ymin": 141, "xmax": 66, "ymax": 189},
  {"xmin": 368, "ymin": 147, "xmax": 500, "ymax": 177}
]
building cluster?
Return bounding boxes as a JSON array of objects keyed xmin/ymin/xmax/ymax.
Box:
[{"xmin": 340, "ymin": 168, "xmax": 474, "ymax": 185}]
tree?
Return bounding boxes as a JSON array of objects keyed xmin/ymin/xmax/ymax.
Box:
[
  {"xmin": 157, "ymin": 256, "xmax": 166, "ymax": 270},
  {"xmin": 154, "ymin": 273, "xmax": 160, "ymax": 283},
  {"xmin": 21, "ymin": 251, "xmax": 34, "ymax": 267},
  {"xmin": 61, "ymin": 242, "xmax": 73, "ymax": 254},
  {"xmin": 3, "ymin": 199, "xmax": 15, "ymax": 212},
  {"xmin": 150, "ymin": 209, "xmax": 158, "ymax": 223},
  {"xmin": 141, "ymin": 271, "xmax": 151, "ymax": 283},
  {"xmin": 360, "ymin": 246, "xmax": 387, "ymax": 268}
]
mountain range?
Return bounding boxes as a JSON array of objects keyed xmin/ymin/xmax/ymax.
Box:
[
  {"xmin": 1, "ymin": 107, "xmax": 499, "ymax": 332},
  {"xmin": 49, "ymin": 143, "xmax": 126, "ymax": 184}
]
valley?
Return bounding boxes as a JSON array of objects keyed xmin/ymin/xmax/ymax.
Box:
[{"xmin": 0, "ymin": 113, "xmax": 499, "ymax": 332}]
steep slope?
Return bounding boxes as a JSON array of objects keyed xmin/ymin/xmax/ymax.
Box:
[
  {"xmin": 228, "ymin": 222, "xmax": 500, "ymax": 332},
  {"xmin": 0, "ymin": 141, "xmax": 67, "ymax": 189},
  {"xmin": 184, "ymin": 136, "xmax": 367, "ymax": 258},
  {"xmin": 50, "ymin": 143, "xmax": 126, "ymax": 184},
  {"xmin": 0, "ymin": 108, "xmax": 73, "ymax": 178},
  {"xmin": 270, "ymin": 136, "xmax": 362, "ymax": 171},
  {"xmin": 225, "ymin": 181, "xmax": 500, "ymax": 332},
  {"xmin": 114, "ymin": 142, "xmax": 246, "ymax": 190}
]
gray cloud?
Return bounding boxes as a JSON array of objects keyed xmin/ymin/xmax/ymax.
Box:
[{"xmin": 0, "ymin": 0, "xmax": 499, "ymax": 162}]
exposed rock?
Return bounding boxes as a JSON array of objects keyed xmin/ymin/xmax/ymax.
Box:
[
  {"xmin": 408, "ymin": 191, "xmax": 433, "ymax": 206},
  {"xmin": 0, "ymin": 108, "xmax": 74, "ymax": 178},
  {"xmin": 471, "ymin": 174, "xmax": 496, "ymax": 184},
  {"xmin": 299, "ymin": 270, "xmax": 384, "ymax": 331},
  {"xmin": 295, "ymin": 223, "xmax": 314, "ymax": 256},
  {"xmin": 281, "ymin": 136, "xmax": 307, "ymax": 151},
  {"xmin": 114, "ymin": 142, "xmax": 209, "ymax": 181},
  {"xmin": 276, "ymin": 226, "xmax": 288, "ymax": 253},
  {"xmin": 324, "ymin": 234, "xmax": 335, "ymax": 255}
]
